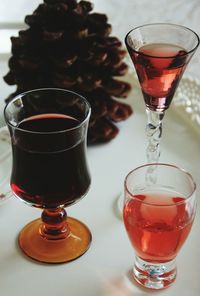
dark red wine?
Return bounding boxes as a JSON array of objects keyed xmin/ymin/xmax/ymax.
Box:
[
  {"xmin": 129, "ymin": 43, "xmax": 188, "ymax": 111},
  {"xmin": 11, "ymin": 113, "xmax": 91, "ymax": 208}
]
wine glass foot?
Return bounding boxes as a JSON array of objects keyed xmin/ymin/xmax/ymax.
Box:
[
  {"xmin": 133, "ymin": 257, "xmax": 177, "ymax": 290},
  {"xmin": 18, "ymin": 217, "xmax": 92, "ymax": 263},
  {"xmin": 0, "ymin": 191, "xmax": 13, "ymax": 205}
]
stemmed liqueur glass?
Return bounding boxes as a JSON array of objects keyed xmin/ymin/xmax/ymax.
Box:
[
  {"xmin": 125, "ymin": 24, "xmax": 199, "ymax": 181},
  {"xmin": 4, "ymin": 88, "xmax": 91, "ymax": 263},
  {"xmin": 123, "ymin": 163, "xmax": 196, "ymax": 289}
]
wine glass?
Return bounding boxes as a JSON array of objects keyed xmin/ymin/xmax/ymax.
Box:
[
  {"xmin": 4, "ymin": 88, "xmax": 91, "ymax": 263},
  {"xmin": 123, "ymin": 163, "xmax": 196, "ymax": 290},
  {"xmin": 125, "ymin": 23, "xmax": 199, "ymax": 182}
]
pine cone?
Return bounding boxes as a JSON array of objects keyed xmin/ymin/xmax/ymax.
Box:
[{"xmin": 4, "ymin": 0, "xmax": 133, "ymax": 144}]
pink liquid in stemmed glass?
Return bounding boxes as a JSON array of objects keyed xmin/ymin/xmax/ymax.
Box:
[{"xmin": 129, "ymin": 43, "xmax": 188, "ymax": 112}]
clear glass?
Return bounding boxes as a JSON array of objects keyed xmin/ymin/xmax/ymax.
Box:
[
  {"xmin": 123, "ymin": 163, "xmax": 196, "ymax": 289},
  {"xmin": 4, "ymin": 88, "xmax": 92, "ymax": 263},
  {"xmin": 0, "ymin": 126, "xmax": 12, "ymax": 204},
  {"xmin": 125, "ymin": 23, "xmax": 199, "ymax": 168}
]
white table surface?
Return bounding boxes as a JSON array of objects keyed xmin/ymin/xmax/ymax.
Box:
[{"xmin": 1, "ymin": 1, "xmax": 200, "ymax": 295}]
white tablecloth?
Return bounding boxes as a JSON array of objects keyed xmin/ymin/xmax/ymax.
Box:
[{"xmin": 0, "ymin": 1, "xmax": 200, "ymax": 296}]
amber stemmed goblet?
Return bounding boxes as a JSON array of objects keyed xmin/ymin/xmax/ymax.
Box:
[
  {"xmin": 125, "ymin": 24, "xmax": 199, "ymax": 182},
  {"xmin": 4, "ymin": 88, "xmax": 91, "ymax": 263}
]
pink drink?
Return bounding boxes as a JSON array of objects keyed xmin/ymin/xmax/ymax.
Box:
[
  {"xmin": 129, "ymin": 43, "xmax": 188, "ymax": 111},
  {"xmin": 123, "ymin": 191, "xmax": 194, "ymax": 263}
]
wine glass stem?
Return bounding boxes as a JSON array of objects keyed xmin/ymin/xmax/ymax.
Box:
[
  {"xmin": 40, "ymin": 208, "xmax": 69, "ymax": 240},
  {"xmin": 145, "ymin": 109, "xmax": 165, "ymax": 183}
]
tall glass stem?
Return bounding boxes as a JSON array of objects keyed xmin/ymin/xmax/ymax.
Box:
[{"xmin": 145, "ymin": 109, "xmax": 165, "ymax": 184}]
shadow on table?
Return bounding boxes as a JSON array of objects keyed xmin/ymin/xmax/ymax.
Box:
[{"xmin": 99, "ymin": 269, "xmax": 158, "ymax": 296}]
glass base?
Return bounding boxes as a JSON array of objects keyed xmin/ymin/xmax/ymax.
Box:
[
  {"xmin": 18, "ymin": 217, "xmax": 92, "ymax": 263},
  {"xmin": 133, "ymin": 256, "xmax": 177, "ymax": 290}
]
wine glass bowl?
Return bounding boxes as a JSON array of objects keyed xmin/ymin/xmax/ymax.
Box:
[
  {"xmin": 4, "ymin": 88, "xmax": 92, "ymax": 263},
  {"xmin": 123, "ymin": 163, "xmax": 196, "ymax": 290}
]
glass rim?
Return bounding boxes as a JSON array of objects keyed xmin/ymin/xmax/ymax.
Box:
[
  {"xmin": 4, "ymin": 87, "xmax": 91, "ymax": 135},
  {"xmin": 124, "ymin": 163, "xmax": 196, "ymax": 206},
  {"xmin": 125, "ymin": 22, "xmax": 200, "ymax": 59}
]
